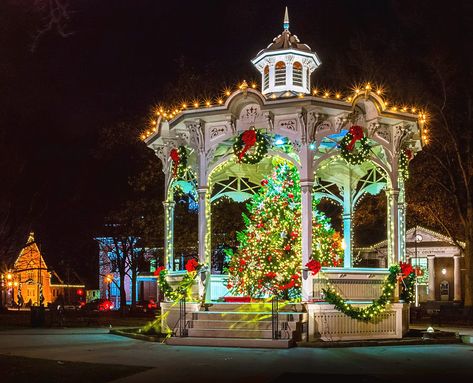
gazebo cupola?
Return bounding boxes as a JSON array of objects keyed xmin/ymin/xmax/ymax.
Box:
[{"xmin": 251, "ymin": 7, "xmax": 321, "ymax": 98}]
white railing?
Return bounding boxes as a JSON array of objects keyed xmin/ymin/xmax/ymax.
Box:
[
  {"xmin": 312, "ymin": 268, "xmax": 389, "ymax": 301},
  {"xmin": 307, "ymin": 302, "xmax": 408, "ymax": 341},
  {"xmin": 209, "ymin": 274, "xmax": 230, "ymax": 301}
]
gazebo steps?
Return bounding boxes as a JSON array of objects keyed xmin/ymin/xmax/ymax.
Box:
[
  {"xmin": 203, "ymin": 302, "xmax": 305, "ymax": 312},
  {"xmin": 188, "ymin": 319, "xmax": 300, "ymax": 330},
  {"xmin": 190, "ymin": 311, "xmax": 307, "ymax": 322},
  {"xmin": 166, "ymin": 336, "xmax": 293, "ymax": 348}
]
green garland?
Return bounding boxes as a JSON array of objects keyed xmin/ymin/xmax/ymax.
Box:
[
  {"xmin": 233, "ymin": 128, "xmax": 269, "ymax": 164},
  {"xmin": 141, "ymin": 263, "xmax": 204, "ymax": 337},
  {"xmin": 157, "ymin": 266, "xmax": 202, "ymax": 302},
  {"xmin": 399, "ymin": 149, "xmax": 413, "ymax": 180},
  {"xmin": 173, "ymin": 146, "xmax": 188, "ymax": 179},
  {"xmin": 322, "ymin": 264, "xmax": 415, "ymax": 322},
  {"xmin": 339, "ymin": 132, "xmax": 371, "ymax": 165}
]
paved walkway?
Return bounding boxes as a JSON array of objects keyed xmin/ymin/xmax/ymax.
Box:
[{"xmin": 0, "ymin": 327, "xmax": 472, "ymax": 382}]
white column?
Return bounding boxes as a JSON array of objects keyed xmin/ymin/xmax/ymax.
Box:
[
  {"xmin": 301, "ymin": 180, "xmax": 314, "ymax": 301},
  {"xmin": 299, "ymin": 143, "xmax": 314, "ymax": 302},
  {"xmin": 342, "ymin": 183, "xmax": 352, "ymax": 268},
  {"xmin": 386, "ymin": 188, "xmax": 400, "ymax": 265},
  {"xmin": 286, "ymin": 62, "xmax": 293, "ymax": 88},
  {"xmin": 398, "ymin": 182, "xmax": 407, "ymax": 262},
  {"xmin": 163, "ymin": 201, "xmax": 175, "ymax": 270},
  {"xmin": 454, "ymin": 255, "xmax": 462, "ymax": 301},
  {"xmin": 427, "ymin": 255, "xmax": 436, "ymax": 301},
  {"xmin": 269, "ymin": 63, "xmax": 275, "ymax": 89},
  {"xmin": 197, "ymin": 187, "xmax": 210, "ymax": 266}
]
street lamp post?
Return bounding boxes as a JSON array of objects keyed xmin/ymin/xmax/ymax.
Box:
[{"xmin": 105, "ymin": 274, "xmax": 113, "ymax": 300}]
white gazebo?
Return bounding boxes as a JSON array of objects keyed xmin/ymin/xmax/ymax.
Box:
[{"xmin": 144, "ymin": 9, "xmax": 426, "ymax": 343}]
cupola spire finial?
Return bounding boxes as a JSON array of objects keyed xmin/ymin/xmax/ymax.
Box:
[{"xmin": 283, "ymin": 7, "xmax": 289, "ymax": 30}]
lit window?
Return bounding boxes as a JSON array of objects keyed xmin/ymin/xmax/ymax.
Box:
[
  {"xmin": 275, "ymin": 61, "xmax": 286, "ymax": 86},
  {"xmin": 293, "ymin": 62, "xmax": 303, "ymax": 86},
  {"xmin": 263, "ymin": 66, "xmax": 269, "ymax": 90}
]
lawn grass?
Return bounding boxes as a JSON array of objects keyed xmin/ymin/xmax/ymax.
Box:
[{"xmin": 0, "ymin": 354, "xmax": 150, "ymax": 383}]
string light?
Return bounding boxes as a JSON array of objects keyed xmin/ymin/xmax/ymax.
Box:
[{"xmin": 141, "ymin": 81, "xmax": 428, "ymax": 141}]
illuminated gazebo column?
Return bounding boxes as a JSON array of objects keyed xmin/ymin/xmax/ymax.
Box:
[
  {"xmin": 163, "ymin": 200, "xmax": 176, "ymax": 270},
  {"xmin": 299, "ymin": 143, "xmax": 314, "ymax": 301},
  {"xmin": 386, "ymin": 188, "xmax": 400, "ymax": 266},
  {"xmin": 342, "ymin": 180, "xmax": 353, "ymax": 268}
]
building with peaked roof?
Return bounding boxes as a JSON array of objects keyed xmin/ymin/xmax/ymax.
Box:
[
  {"xmin": 357, "ymin": 226, "xmax": 464, "ymax": 303},
  {"xmin": 4, "ymin": 233, "xmax": 85, "ymax": 307}
]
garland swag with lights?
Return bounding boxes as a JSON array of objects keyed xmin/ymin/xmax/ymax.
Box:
[
  {"xmin": 226, "ymin": 163, "xmax": 343, "ymax": 300},
  {"xmin": 322, "ymin": 262, "xmax": 416, "ymax": 322},
  {"xmin": 399, "ymin": 148, "xmax": 413, "ymax": 180},
  {"xmin": 141, "ymin": 259, "xmax": 204, "ymax": 337},
  {"xmin": 155, "ymin": 259, "xmax": 203, "ymax": 301},
  {"xmin": 170, "ymin": 146, "xmax": 188, "ymax": 178},
  {"xmin": 233, "ymin": 128, "xmax": 269, "ymax": 164},
  {"xmin": 339, "ymin": 125, "xmax": 371, "ymax": 165}
]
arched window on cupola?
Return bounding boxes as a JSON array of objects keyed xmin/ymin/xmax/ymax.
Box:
[
  {"xmin": 263, "ymin": 65, "xmax": 270, "ymax": 90},
  {"xmin": 293, "ymin": 61, "xmax": 303, "ymax": 86},
  {"xmin": 275, "ymin": 61, "xmax": 286, "ymax": 86}
]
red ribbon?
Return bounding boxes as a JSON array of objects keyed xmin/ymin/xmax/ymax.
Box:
[
  {"xmin": 399, "ymin": 261, "xmax": 413, "ymax": 280},
  {"xmin": 170, "ymin": 148, "xmax": 179, "ymax": 176},
  {"xmin": 238, "ymin": 130, "xmax": 257, "ymax": 160},
  {"xmin": 306, "ymin": 259, "xmax": 322, "ymax": 276},
  {"xmin": 185, "ymin": 258, "xmax": 199, "ymax": 273},
  {"xmin": 346, "ymin": 125, "xmax": 364, "ymax": 151},
  {"xmin": 404, "ymin": 148, "xmax": 413, "ymax": 161}
]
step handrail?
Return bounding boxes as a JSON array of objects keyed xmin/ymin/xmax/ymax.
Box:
[{"xmin": 271, "ymin": 295, "xmax": 280, "ymax": 340}]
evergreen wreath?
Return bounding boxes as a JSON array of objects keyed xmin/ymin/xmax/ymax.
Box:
[
  {"xmin": 339, "ymin": 125, "xmax": 371, "ymax": 165},
  {"xmin": 233, "ymin": 128, "xmax": 269, "ymax": 164}
]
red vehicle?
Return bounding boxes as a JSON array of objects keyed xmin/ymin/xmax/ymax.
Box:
[
  {"xmin": 134, "ymin": 299, "xmax": 158, "ymax": 313},
  {"xmin": 82, "ymin": 299, "xmax": 114, "ymax": 312}
]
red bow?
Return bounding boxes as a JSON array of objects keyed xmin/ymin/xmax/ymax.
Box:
[
  {"xmin": 306, "ymin": 259, "xmax": 322, "ymax": 276},
  {"xmin": 170, "ymin": 148, "xmax": 180, "ymax": 176},
  {"xmin": 399, "ymin": 262, "xmax": 413, "ymax": 280},
  {"xmin": 346, "ymin": 125, "xmax": 364, "ymax": 151},
  {"xmin": 153, "ymin": 266, "xmax": 166, "ymax": 276},
  {"xmin": 185, "ymin": 258, "xmax": 199, "ymax": 273},
  {"xmin": 239, "ymin": 130, "xmax": 257, "ymax": 160}
]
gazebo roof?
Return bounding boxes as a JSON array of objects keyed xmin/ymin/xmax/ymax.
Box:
[{"xmin": 254, "ymin": 8, "xmax": 314, "ymax": 59}]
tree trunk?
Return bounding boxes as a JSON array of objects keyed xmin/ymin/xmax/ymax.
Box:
[
  {"xmin": 131, "ymin": 268, "xmax": 137, "ymax": 308},
  {"xmin": 119, "ymin": 272, "xmax": 127, "ymax": 314},
  {"xmin": 464, "ymin": 208, "xmax": 473, "ymax": 307}
]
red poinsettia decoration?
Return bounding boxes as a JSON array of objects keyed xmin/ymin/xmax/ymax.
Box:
[
  {"xmin": 278, "ymin": 274, "xmax": 299, "ymax": 290},
  {"xmin": 306, "ymin": 259, "xmax": 322, "ymax": 276},
  {"xmin": 153, "ymin": 266, "xmax": 166, "ymax": 276},
  {"xmin": 239, "ymin": 129, "xmax": 257, "ymax": 160},
  {"xmin": 400, "ymin": 261, "xmax": 414, "ymax": 279},
  {"xmin": 346, "ymin": 125, "xmax": 364, "ymax": 151},
  {"xmin": 261, "ymin": 179, "xmax": 268, "ymax": 186},
  {"xmin": 185, "ymin": 258, "xmax": 199, "ymax": 273}
]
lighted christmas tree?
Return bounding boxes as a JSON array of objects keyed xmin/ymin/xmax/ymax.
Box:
[{"xmin": 226, "ymin": 163, "xmax": 343, "ymax": 299}]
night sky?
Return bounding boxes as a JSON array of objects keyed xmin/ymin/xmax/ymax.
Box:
[{"xmin": 1, "ymin": 0, "xmax": 470, "ymax": 287}]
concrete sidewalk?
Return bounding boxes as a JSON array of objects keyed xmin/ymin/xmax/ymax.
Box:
[{"xmin": 0, "ymin": 327, "xmax": 472, "ymax": 383}]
